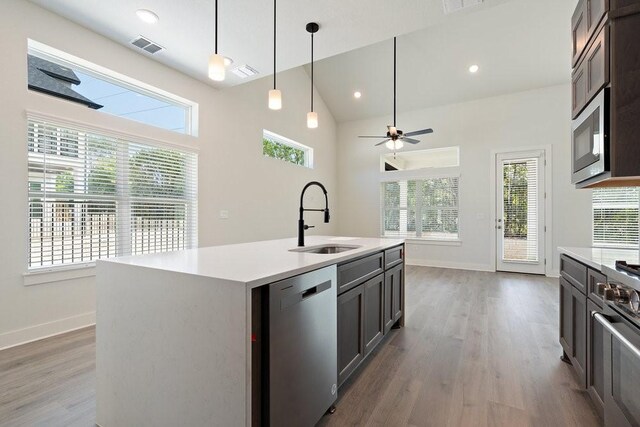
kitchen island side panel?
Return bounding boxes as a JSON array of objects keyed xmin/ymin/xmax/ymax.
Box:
[{"xmin": 96, "ymin": 261, "xmax": 248, "ymax": 427}]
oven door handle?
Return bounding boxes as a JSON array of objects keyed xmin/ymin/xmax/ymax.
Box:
[{"xmin": 594, "ymin": 312, "xmax": 640, "ymax": 360}]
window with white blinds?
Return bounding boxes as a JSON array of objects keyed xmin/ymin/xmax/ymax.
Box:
[
  {"xmin": 593, "ymin": 187, "xmax": 639, "ymax": 248},
  {"xmin": 27, "ymin": 117, "xmax": 198, "ymax": 270},
  {"xmin": 501, "ymin": 158, "xmax": 539, "ymax": 262},
  {"xmin": 382, "ymin": 177, "xmax": 459, "ymax": 240}
]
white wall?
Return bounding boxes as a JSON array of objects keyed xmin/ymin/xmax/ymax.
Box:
[
  {"xmin": 199, "ymin": 68, "xmax": 338, "ymax": 247},
  {"xmin": 0, "ymin": 0, "xmax": 338, "ymax": 349},
  {"xmin": 337, "ymin": 84, "xmax": 592, "ymax": 275}
]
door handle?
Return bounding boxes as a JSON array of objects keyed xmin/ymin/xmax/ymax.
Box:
[{"xmin": 594, "ymin": 312, "xmax": 640, "ymax": 359}]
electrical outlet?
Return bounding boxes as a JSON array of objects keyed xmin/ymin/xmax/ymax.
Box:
[{"xmin": 219, "ymin": 210, "xmax": 229, "ymax": 219}]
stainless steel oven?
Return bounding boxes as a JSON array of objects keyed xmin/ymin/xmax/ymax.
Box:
[
  {"xmin": 572, "ymin": 89, "xmax": 609, "ymax": 184},
  {"xmin": 594, "ymin": 268, "xmax": 640, "ymax": 427},
  {"xmin": 595, "ymin": 305, "xmax": 640, "ymax": 427}
]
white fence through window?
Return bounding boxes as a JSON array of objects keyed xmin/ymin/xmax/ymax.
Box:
[{"xmin": 28, "ymin": 116, "xmax": 197, "ymax": 270}]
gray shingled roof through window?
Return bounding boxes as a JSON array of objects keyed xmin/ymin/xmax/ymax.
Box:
[{"xmin": 28, "ymin": 55, "xmax": 103, "ymax": 110}]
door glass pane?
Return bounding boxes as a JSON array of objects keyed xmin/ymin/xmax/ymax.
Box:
[
  {"xmin": 502, "ymin": 158, "xmax": 539, "ymax": 262},
  {"xmin": 612, "ymin": 339, "xmax": 640, "ymax": 426}
]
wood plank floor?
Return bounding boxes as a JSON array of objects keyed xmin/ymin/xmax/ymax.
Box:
[
  {"xmin": 319, "ymin": 267, "xmax": 602, "ymax": 427},
  {"xmin": 0, "ymin": 266, "xmax": 602, "ymax": 426}
]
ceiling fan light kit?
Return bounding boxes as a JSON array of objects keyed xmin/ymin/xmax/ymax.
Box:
[
  {"xmin": 386, "ymin": 140, "xmax": 403, "ymax": 150},
  {"xmin": 268, "ymin": 0, "xmax": 282, "ymax": 110},
  {"xmin": 357, "ymin": 36, "xmax": 434, "ymax": 151},
  {"xmin": 307, "ymin": 22, "xmax": 319, "ymax": 129},
  {"xmin": 208, "ymin": 0, "xmax": 226, "ymax": 81}
]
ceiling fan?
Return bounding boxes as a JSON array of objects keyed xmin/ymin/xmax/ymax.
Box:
[{"xmin": 359, "ymin": 37, "xmax": 433, "ymax": 150}]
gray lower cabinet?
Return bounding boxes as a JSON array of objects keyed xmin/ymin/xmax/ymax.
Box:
[
  {"xmin": 559, "ymin": 254, "xmax": 607, "ymax": 418},
  {"xmin": 337, "ymin": 245, "xmax": 405, "ymax": 387},
  {"xmin": 363, "ymin": 274, "xmax": 385, "ymax": 357},
  {"xmin": 337, "ymin": 284, "xmax": 365, "ymax": 386},
  {"xmin": 586, "ymin": 298, "xmax": 605, "ymax": 419},
  {"xmin": 570, "ymin": 285, "xmax": 588, "ymax": 388},
  {"xmin": 560, "ymin": 276, "xmax": 574, "ymax": 358},
  {"xmin": 559, "ymin": 275, "xmax": 587, "ymax": 388},
  {"xmin": 384, "ymin": 264, "xmax": 403, "ymax": 333}
]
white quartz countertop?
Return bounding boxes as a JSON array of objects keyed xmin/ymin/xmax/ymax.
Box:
[
  {"xmin": 558, "ymin": 246, "xmax": 639, "ymax": 271},
  {"xmin": 99, "ymin": 236, "xmax": 404, "ymax": 288}
]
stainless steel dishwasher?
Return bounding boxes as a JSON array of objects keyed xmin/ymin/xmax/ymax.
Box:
[{"xmin": 268, "ymin": 265, "xmax": 338, "ymax": 427}]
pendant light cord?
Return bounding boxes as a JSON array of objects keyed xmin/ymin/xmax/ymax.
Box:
[
  {"xmin": 214, "ymin": 0, "xmax": 218, "ymax": 54},
  {"xmin": 311, "ymin": 32, "xmax": 314, "ymax": 113},
  {"xmin": 273, "ymin": 0, "xmax": 276, "ymax": 90},
  {"xmin": 393, "ymin": 36, "xmax": 396, "ymax": 128}
]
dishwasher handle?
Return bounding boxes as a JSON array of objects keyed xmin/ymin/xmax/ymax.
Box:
[
  {"xmin": 302, "ymin": 286, "xmax": 318, "ymax": 299},
  {"xmin": 279, "ymin": 279, "xmax": 332, "ymax": 311}
]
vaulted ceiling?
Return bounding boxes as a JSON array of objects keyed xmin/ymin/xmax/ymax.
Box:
[
  {"xmin": 311, "ymin": 0, "xmax": 576, "ymax": 122},
  {"xmin": 29, "ymin": 0, "xmax": 576, "ymax": 122}
]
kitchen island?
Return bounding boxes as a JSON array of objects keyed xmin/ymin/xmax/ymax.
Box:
[{"xmin": 96, "ymin": 236, "xmax": 404, "ymax": 427}]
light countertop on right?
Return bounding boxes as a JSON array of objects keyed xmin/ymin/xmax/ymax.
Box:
[{"xmin": 558, "ymin": 246, "xmax": 639, "ymax": 272}]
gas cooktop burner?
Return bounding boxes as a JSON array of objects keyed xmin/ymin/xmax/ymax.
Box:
[{"xmin": 616, "ymin": 261, "xmax": 640, "ymax": 277}]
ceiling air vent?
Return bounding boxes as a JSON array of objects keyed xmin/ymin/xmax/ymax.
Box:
[
  {"xmin": 442, "ymin": 0, "xmax": 483, "ymax": 14},
  {"xmin": 130, "ymin": 36, "xmax": 164, "ymax": 54},
  {"xmin": 231, "ymin": 65, "xmax": 259, "ymax": 79}
]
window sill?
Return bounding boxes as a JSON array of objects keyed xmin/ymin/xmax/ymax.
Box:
[
  {"xmin": 23, "ymin": 263, "xmax": 96, "ymax": 286},
  {"xmin": 405, "ymin": 238, "xmax": 462, "ymax": 247}
]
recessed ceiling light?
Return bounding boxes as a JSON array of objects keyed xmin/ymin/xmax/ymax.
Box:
[
  {"xmin": 136, "ymin": 9, "xmax": 159, "ymax": 24},
  {"xmin": 224, "ymin": 57, "xmax": 233, "ymax": 67},
  {"xmin": 469, "ymin": 64, "xmax": 479, "ymax": 73},
  {"xmin": 354, "ymin": 91, "xmax": 362, "ymax": 99}
]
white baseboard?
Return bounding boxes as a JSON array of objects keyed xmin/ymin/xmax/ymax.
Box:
[
  {"xmin": 406, "ymin": 258, "xmax": 494, "ymax": 272},
  {"xmin": 407, "ymin": 259, "xmax": 562, "ymax": 278},
  {"xmin": 0, "ymin": 312, "xmax": 96, "ymax": 351}
]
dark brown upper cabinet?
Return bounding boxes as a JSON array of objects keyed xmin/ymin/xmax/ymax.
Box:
[
  {"xmin": 572, "ymin": 0, "xmax": 588, "ymax": 67},
  {"xmin": 572, "ymin": 0, "xmax": 609, "ymax": 67},
  {"xmin": 572, "ymin": 2, "xmax": 640, "ymax": 188},
  {"xmin": 572, "ymin": 23, "xmax": 609, "ymax": 119}
]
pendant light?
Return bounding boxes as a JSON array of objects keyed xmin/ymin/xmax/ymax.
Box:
[
  {"xmin": 208, "ymin": 0, "xmax": 225, "ymax": 81},
  {"xmin": 306, "ymin": 22, "xmax": 319, "ymax": 129},
  {"xmin": 268, "ymin": 0, "xmax": 282, "ymax": 109}
]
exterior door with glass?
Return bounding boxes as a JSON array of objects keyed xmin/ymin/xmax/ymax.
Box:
[{"xmin": 496, "ymin": 150, "xmax": 545, "ymax": 274}]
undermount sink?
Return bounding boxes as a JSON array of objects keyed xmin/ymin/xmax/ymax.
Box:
[{"xmin": 289, "ymin": 244, "xmax": 361, "ymax": 254}]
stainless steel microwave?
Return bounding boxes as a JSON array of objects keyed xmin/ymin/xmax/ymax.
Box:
[{"xmin": 572, "ymin": 89, "xmax": 609, "ymax": 185}]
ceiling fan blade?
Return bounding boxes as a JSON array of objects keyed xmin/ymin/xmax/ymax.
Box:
[
  {"xmin": 404, "ymin": 128, "xmax": 434, "ymax": 137},
  {"xmin": 359, "ymin": 135, "xmax": 388, "ymax": 138},
  {"xmin": 374, "ymin": 139, "xmax": 391, "ymax": 147},
  {"xmin": 402, "ymin": 137, "xmax": 421, "ymax": 144}
]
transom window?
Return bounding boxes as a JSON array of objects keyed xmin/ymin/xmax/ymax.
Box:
[
  {"xmin": 592, "ymin": 187, "xmax": 639, "ymax": 249},
  {"xmin": 27, "ymin": 40, "xmax": 197, "ymax": 135},
  {"xmin": 27, "ymin": 116, "xmax": 198, "ymax": 270},
  {"xmin": 262, "ymin": 130, "xmax": 313, "ymax": 168}
]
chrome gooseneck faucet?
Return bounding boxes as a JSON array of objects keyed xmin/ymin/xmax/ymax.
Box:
[{"xmin": 298, "ymin": 181, "xmax": 330, "ymax": 247}]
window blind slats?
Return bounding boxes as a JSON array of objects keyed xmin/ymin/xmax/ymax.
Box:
[
  {"xmin": 501, "ymin": 159, "xmax": 538, "ymax": 262},
  {"xmin": 382, "ymin": 177, "xmax": 459, "ymax": 240},
  {"xmin": 593, "ymin": 187, "xmax": 639, "ymax": 248},
  {"xmin": 28, "ymin": 118, "xmax": 198, "ymax": 270}
]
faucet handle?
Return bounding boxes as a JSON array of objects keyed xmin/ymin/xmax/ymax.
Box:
[{"xmin": 304, "ymin": 225, "xmax": 315, "ymax": 230}]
